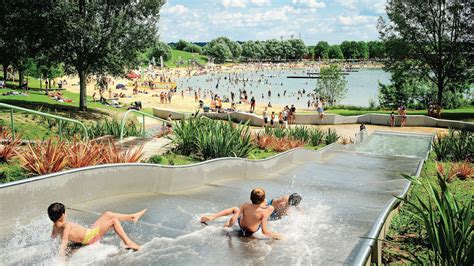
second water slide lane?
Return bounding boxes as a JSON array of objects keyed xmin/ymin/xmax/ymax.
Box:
[{"xmin": 0, "ymin": 131, "xmax": 433, "ymax": 265}]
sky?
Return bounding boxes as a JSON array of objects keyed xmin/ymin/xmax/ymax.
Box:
[{"xmin": 159, "ymin": 0, "xmax": 387, "ymax": 45}]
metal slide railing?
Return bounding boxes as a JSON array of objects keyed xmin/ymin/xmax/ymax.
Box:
[
  {"xmin": 0, "ymin": 103, "xmax": 89, "ymax": 139},
  {"xmin": 119, "ymin": 109, "xmax": 168, "ymax": 140}
]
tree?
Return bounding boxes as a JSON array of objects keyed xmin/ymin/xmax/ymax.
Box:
[
  {"xmin": 328, "ymin": 45, "xmax": 344, "ymax": 59},
  {"xmin": 288, "ymin": 39, "xmax": 308, "ymax": 60},
  {"xmin": 183, "ymin": 44, "xmax": 202, "ymax": 54},
  {"xmin": 207, "ymin": 42, "xmax": 232, "ymax": 64},
  {"xmin": 150, "ymin": 42, "xmax": 172, "ymax": 62},
  {"xmin": 379, "ymin": 0, "xmax": 473, "ymax": 109},
  {"xmin": 47, "ymin": 1, "xmax": 164, "ymax": 111},
  {"xmin": 314, "ymin": 65, "xmax": 348, "ymax": 105},
  {"xmin": 340, "ymin": 41, "xmax": 360, "ymax": 59},
  {"xmin": 314, "ymin": 41, "xmax": 330, "ymax": 60},
  {"xmin": 241, "ymin": 41, "xmax": 264, "ymax": 60},
  {"xmin": 175, "ymin": 39, "xmax": 191, "ymax": 51},
  {"xmin": 367, "ymin": 41, "xmax": 386, "ymax": 59},
  {"xmin": 357, "ymin": 41, "xmax": 369, "ymax": 59}
]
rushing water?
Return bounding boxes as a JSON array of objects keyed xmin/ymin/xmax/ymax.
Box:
[
  {"xmin": 0, "ymin": 132, "xmax": 433, "ymax": 265},
  {"xmin": 177, "ymin": 68, "xmax": 391, "ymax": 108}
]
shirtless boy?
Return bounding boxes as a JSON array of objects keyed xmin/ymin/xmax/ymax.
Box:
[
  {"xmin": 267, "ymin": 193, "xmax": 302, "ymax": 220},
  {"xmin": 48, "ymin": 202, "xmax": 146, "ymax": 257},
  {"xmin": 200, "ymin": 188, "xmax": 283, "ymax": 239}
]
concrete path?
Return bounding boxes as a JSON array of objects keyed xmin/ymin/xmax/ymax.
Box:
[{"xmin": 117, "ymin": 136, "xmax": 172, "ymax": 160}]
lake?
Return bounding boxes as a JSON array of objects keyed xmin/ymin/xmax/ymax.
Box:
[{"xmin": 177, "ymin": 68, "xmax": 391, "ymax": 108}]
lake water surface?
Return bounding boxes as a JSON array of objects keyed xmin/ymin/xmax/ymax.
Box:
[{"xmin": 177, "ymin": 68, "xmax": 391, "ymax": 108}]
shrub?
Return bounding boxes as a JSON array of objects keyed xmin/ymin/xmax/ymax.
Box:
[
  {"xmin": 324, "ymin": 128, "xmax": 340, "ymax": 145},
  {"xmin": 102, "ymin": 142, "xmax": 144, "ymax": 163},
  {"xmin": 254, "ymin": 133, "xmax": 274, "ymax": 150},
  {"xmin": 432, "ymin": 129, "xmax": 473, "ymax": 162},
  {"xmin": 66, "ymin": 139, "xmax": 104, "ymax": 168},
  {"xmin": 0, "ymin": 131, "xmax": 22, "ymax": 162},
  {"xmin": 450, "ymin": 160, "xmax": 473, "ymax": 180},
  {"xmin": 171, "ymin": 117, "xmax": 254, "ymax": 160},
  {"xmin": 19, "ymin": 139, "xmax": 68, "ymax": 175},
  {"xmin": 309, "ymin": 127, "xmax": 325, "ymax": 146},
  {"xmin": 287, "ymin": 126, "xmax": 311, "ymax": 143},
  {"xmin": 148, "ymin": 155, "xmax": 163, "ymax": 164},
  {"xmin": 400, "ymin": 167, "xmax": 473, "ymax": 265},
  {"xmin": 340, "ymin": 136, "xmax": 354, "ymax": 145}
]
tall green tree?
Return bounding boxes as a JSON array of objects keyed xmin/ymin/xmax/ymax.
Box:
[
  {"xmin": 357, "ymin": 41, "xmax": 369, "ymax": 59},
  {"xmin": 379, "ymin": 0, "xmax": 473, "ymax": 109},
  {"xmin": 340, "ymin": 41, "xmax": 360, "ymax": 59},
  {"xmin": 314, "ymin": 41, "xmax": 330, "ymax": 60},
  {"xmin": 150, "ymin": 42, "xmax": 172, "ymax": 62},
  {"xmin": 314, "ymin": 65, "xmax": 348, "ymax": 105},
  {"xmin": 206, "ymin": 42, "xmax": 232, "ymax": 64},
  {"xmin": 47, "ymin": 0, "xmax": 164, "ymax": 111},
  {"xmin": 367, "ymin": 41, "xmax": 386, "ymax": 59},
  {"xmin": 288, "ymin": 39, "xmax": 308, "ymax": 60},
  {"xmin": 328, "ymin": 45, "xmax": 344, "ymax": 59}
]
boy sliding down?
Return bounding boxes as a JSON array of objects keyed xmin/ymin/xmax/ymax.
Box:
[
  {"xmin": 200, "ymin": 188, "xmax": 283, "ymax": 239},
  {"xmin": 48, "ymin": 202, "xmax": 146, "ymax": 257}
]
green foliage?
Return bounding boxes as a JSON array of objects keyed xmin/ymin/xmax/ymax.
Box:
[
  {"xmin": 324, "ymin": 128, "xmax": 340, "ymax": 144},
  {"xmin": 150, "ymin": 42, "xmax": 172, "ymax": 62},
  {"xmin": 183, "ymin": 44, "xmax": 202, "ymax": 54},
  {"xmin": 170, "ymin": 116, "xmax": 254, "ymax": 160},
  {"xmin": 367, "ymin": 41, "xmax": 385, "ymax": 59},
  {"xmin": 287, "ymin": 126, "xmax": 312, "ymax": 143},
  {"xmin": 327, "ymin": 45, "xmax": 344, "ymax": 59},
  {"xmin": 315, "ymin": 65, "xmax": 348, "ymax": 105},
  {"xmin": 175, "ymin": 39, "xmax": 191, "ymax": 51},
  {"xmin": 204, "ymin": 37, "xmax": 241, "ymax": 62},
  {"xmin": 432, "ymin": 129, "xmax": 474, "ymax": 162},
  {"xmin": 46, "ymin": 1, "xmax": 164, "ymax": 110},
  {"xmin": 314, "ymin": 41, "xmax": 330, "ymax": 59},
  {"xmin": 379, "ymin": 0, "xmax": 473, "ymax": 107},
  {"xmin": 309, "ymin": 127, "xmax": 325, "ymax": 146},
  {"xmin": 0, "ymin": 161, "xmax": 27, "ymax": 183},
  {"xmin": 148, "ymin": 154, "xmax": 163, "ymax": 164},
  {"xmin": 400, "ymin": 172, "xmax": 473, "ymax": 265},
  {"xmin": 241, "ymin": 41, "xmax": 266, "ymax": 60}
]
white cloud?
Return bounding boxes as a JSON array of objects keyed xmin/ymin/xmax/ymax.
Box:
[
  {"xmin": 337, "ymin": 15, "xmax": 376, "ymax": 26},
  {"xmin": 292, "ymin": 0, "xmax": 326, "ymax": 9},
  {"xmin": 161, "ymin": 4, "xmax": 189, "ymax": 15},
  {"xmin": 222, "ymin": 0, "xmax": 247, "ymax": 8},
  {"xmin": 250, "ymin": 0, "xmax": 271, "ymax": 6}
]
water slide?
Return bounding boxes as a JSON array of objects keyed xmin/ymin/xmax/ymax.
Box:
[{"xmin": 0, "ymin": 131, "xmax": 433, "ymax": 265}]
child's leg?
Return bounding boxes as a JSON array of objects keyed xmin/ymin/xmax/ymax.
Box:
[
  {"xmin": 99, "ymin": 209, "xmax": 147, "ymax": 223},
  {"xmin": 93, "ymin": 211, "xmax": 143, "ymax": 250},
  {"xmin": 200, "ymin": 207, "xmax": 239, "ymax": 223}
]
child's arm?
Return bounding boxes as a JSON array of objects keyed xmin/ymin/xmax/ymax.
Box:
[
  {"xmin": 261, "ymin": 207, "xmax": 284, "ymax": 240},
  {"xmin": 51, "ymin": 226, "xmax": 58, "ymax": 239},
  {"xmin": 59, "ymin": 224, "xmax": 71, "ymax": 258}
]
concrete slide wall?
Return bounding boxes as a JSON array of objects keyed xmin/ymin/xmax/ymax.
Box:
[{"xmin": 0, "ymin": 145, "xmax": 336, "ymax": 234}]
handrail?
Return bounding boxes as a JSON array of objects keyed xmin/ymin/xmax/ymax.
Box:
[
  {"xmin": 0, "ymin": 103, "xmax": 89, "ymax": 139},
  {"xmin": 119, "ymin": 109, "xmax": 168, "ymax": 140}
]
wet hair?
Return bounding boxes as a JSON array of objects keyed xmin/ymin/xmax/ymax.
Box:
[
  {"xmin": 250, "ymin": 188, "xmax": 266, "ymax": 204},
  {"xmin": 288, "ymin": 193, "xmax": 302, "ymax": 207},
  {"xmin": 48, "ymin": 202, "xmax": 65, "ymax": 222}
]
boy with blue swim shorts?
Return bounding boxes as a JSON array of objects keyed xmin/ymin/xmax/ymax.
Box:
[{"xmin": 200, "ymin": 188, "xmax": 283, "ymax": 239}]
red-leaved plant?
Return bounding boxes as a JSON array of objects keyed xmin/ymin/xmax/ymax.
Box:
[{"xmin": 0, "ymin": 131, "xmax": 22, "ymax": 162}]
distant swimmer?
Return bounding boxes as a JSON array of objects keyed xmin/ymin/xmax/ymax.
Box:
[
  {"xmin": 200, "ymin": 188, "xmax": 284, "ymax": 239},
  {"xmin": 48, "ymin": 202, "xmax": 146, "ymax": 258}
]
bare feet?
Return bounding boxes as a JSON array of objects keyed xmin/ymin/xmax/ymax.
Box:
[
  {"xmin": 200, "ymin": 215, "xmax": 214, "ymax": 224},
  {"xmin": 124, "ymin": 241, "xmax": 141, "ymax": 251},
  {"xmin": 131, "ymin": 209, "xmax": 147, "ymax": 223}
]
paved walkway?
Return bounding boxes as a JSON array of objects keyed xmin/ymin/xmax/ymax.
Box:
[{"xmin": 117, "ymin": 136, "xmax": 172, "ymax": 160}]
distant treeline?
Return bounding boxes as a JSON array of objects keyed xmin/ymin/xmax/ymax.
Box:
[{"xmin": 167, "ymin": 38, "xmax": 386, "ymax": 63}]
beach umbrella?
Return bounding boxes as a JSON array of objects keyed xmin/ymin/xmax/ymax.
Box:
[{"xmin": 116, "ymin": 84, "xmax": 126, "ymax": 89}]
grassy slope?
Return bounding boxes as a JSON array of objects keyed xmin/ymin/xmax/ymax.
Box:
[
  {"xmin": 382, "ymin": 156, "xmax": 474, "ymax": 263},
  {"xmin": 164, "ymin": 49, "xmax": 208, "ymax": 68}
]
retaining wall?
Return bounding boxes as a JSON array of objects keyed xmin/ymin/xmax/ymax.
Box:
[{"xmin": 180, "ymin": 110, "xmax": 474, "ymax": 130}]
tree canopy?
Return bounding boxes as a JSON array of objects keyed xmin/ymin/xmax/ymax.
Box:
[
  {"xmin": 314, "ymin": 65, "xmax": 348, "ymax": 105},
  {"xmin": 379, "ymin": 0, "xmax": 473, "ymax": 109}
]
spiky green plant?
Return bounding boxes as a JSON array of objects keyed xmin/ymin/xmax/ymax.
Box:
[
  {"xmin": 400, "ymin": 167, "xmax": 473, "ymax": 265},
  {"xmin": 309, "ymin": 127, "xmax": 325, "ymax": 146},
  {"xmin": 287, "ymin": 126, "xmax": 312, "ymax": 143},
  {"xmin": 324, "ymin": 128, "xmax": 340, "ymax": 145}
]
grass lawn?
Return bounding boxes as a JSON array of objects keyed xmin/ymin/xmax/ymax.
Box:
[
  {"xmin": 382, "ymin": 155, "xmax": 474, "ymax": 263},
  {"xmin": 165, "ymin": 49, "xmax": 208, "ymax": 68},
  {"xmin": 147, "ymin": 152, "xmax": 201, "ymax": 165},
  {"xmin": 0, "ymin": 160, "xmax": 27, "ymax": 184}
]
